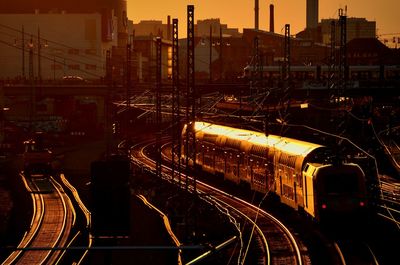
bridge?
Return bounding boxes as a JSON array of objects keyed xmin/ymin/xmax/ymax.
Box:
[{"xmin": 1, "ymin": 79, "xmax": 399, "ymax": 99}]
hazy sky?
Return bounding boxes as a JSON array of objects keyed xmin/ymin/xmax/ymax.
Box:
[{"xmin": 128, "ymin": 0, "xmax": 398, "ymax": 37}]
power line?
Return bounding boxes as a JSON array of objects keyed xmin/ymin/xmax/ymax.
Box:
[
  {"xmin": 0, "ymin": 23, "xmax": 106, "ymax": 63},
  {"xmin": 0, "ymin": 38, "xmax": 103, "ymax": 77},
  {"xmin": 0, "ymin": 30, "xmax": 105, "ymax": 69}
]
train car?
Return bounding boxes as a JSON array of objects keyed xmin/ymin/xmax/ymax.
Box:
[
  {"xmin": 182, "ymin": 121, "xmax": 367, "ymax": 222},
  {"xmin": 23, "ymin": 133, "xmax": 53, "ymax": 178}
]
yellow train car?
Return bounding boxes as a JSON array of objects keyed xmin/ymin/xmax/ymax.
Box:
[{"xmin": 182, "ymin": 121, "xmax": 367, "ymax": 222}]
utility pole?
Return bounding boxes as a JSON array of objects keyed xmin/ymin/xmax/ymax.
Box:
[
  {"xmin": 335, "ymin": 8, "xmax": 349, "ymax": 142},
  {"xmin": 105, "ymin": 50, "xmax": 112, "ymax": 157},
  {"xmin": 171, "ymin": 19, "xmax": 181, "ymax": 184},
  {"xmin": 185, "ymin": 5, "xmax": 198, "ymax": 241},
  {"xmin": 251, "ymin": 36, "xmax": 261, "ymax": 96},
  {"xmin": 209, "ymin": 25, "xmax": 212, "ymax": 82},
  {"xmin": 22, "ymin": 25, "xmax": 25, "ymax": 80},
  {"xmin": 280, "ymin": 24, "xmax": 291, "ymax": 134},
  {"xmin": 126, "ymin": 43, "xmax": 132, "ymax": 138},
  {"xmin": 185, "ymin": 5, "xmax": 196, "ymax": 193},
  {"xmin": 28, "ymin": 35, "xmax": 35, "ymax": 133},
  {"xmin": 37, "ymin": 27, "xmax": 42, "ymax": 83},
  {"xmin": 155, "ymin": 37, "xmax": 162, "ymax": 179},
  {"xmin": 53, "ymin": 57, "xmax": 56, "ymax": 81},
  {"xmin": 283, "ymin": 24, "xmax": 291, "ymax": 82},
  {"xmin": 338, "ymin": 8, "xmax": 347, "ymax": 98},
  {"xmin": 328, "ymin": 20, "xmax": 337, "ymax": 96},
  {"xmin": 219, "ymin": 26, "xmax": 223, "ymax": 80}
]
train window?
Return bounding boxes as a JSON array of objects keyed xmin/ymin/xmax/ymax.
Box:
[
  {"xmin": 203, "ymin": 134, "xmax": 217, "ymax": 144},
  {"xmin": 278, "ymin": 154, "xmax": 297, "ymax": 169},
  {"xmin": 325, "ymin": 173, "xmax": 359, "ymax": 194},
  {"xmin": 251, "ymin": 145, "xmax": 267, "ymax": 158},
  {"xmin": 226, "ymin": 138, "xmax": 241, "ymax": 150},
  {"xmin": 279, "ymin": 154, "xmax": 288, "ymax": 165},
  {"xmin": 288, "ymin": 156, "xmax": 297, "ymax": 168}
]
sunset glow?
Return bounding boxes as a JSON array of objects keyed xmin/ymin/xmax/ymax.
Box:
[{"xmin": 128, "ymin": 0, "xmax": 399, "ymax": 37}]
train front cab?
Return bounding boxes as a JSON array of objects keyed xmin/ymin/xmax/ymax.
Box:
[{"xmin": 302, "ymin": 163, "xmax": 367, "ymax": 223}]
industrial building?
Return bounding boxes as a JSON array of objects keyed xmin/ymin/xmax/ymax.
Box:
[
  {"xmin": 320, "ymin": 17, "xmax": 376, "ymax": 45},
  {"xmin": 132, "ymin": 19, "xmax": 172, "ymax": 41},
  {"xmin": 196, "ymin": 19, "xmax": 241, "ymax": 38},
  {"xmin": 298, "ymin": 0, "xmax": 377, "ymax": 45}
]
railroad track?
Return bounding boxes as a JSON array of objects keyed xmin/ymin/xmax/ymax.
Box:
[
  {"xmin": 2, "ymin": 175, "xmax": 74, "ymax": 265},
  {"xmin": 377, "ymin": 177, "xmax": 400, "ymax": 226},
  {"xmin": 130, "ymin": 139, "xmax": 309, "ymax": 265},
  {"xmin": 334, "ymin": 241, "xmax": 379, "ymax": 265}
]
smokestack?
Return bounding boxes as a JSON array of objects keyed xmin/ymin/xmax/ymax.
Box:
[
  {"xmin": 116, "ymin": 0, "xmax": 128, "ymax": 46},
  {"xmin": 306, "ymin": 0, "xmax": 318, "ymax": 29},
  {"xmin": 269, "ymin": 4, "xmax": 274, "ymax": 33},
  {"xmin": 167, "ymin": 15, "xmax": 171, "ymax": 40},
  {"xmin": 255, "ymin": 0, "xmax": 259, "ymax": 30}
]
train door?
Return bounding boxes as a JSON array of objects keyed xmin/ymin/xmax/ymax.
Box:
[
  {"xmin": 225, "ymin": 150, "xmax": 240, "ymax": 184},
  {"xmin": 213, "ymin": 147, "xmax": 225, "ymax": 175},
  {"xmin": 238, "ymin": 152, "xmax": 247, "ymax": 183},
  {"xmin": 250, "ymin": 156, "xmax": 268, "ymax": 193},
  {"xmin": 201, "ymin": 143, "xmax": 215, "ymax": 173}
]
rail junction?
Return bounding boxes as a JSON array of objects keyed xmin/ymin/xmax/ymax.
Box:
[{"xmin": 129, "ymin": 137, "xmax": 382, "ymax": 265}]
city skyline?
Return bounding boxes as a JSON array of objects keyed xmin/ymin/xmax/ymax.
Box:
[{"xmin": 128, "ymin": 0, "xmax": 399, "ymax": 38}]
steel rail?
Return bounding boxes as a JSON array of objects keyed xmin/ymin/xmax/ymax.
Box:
[
  {"xmin": 1, "ymin": 175, "xmax": 45, "ymax": 265},
  {"xmin": 3, "ymin": 176, "xmax": 73, "ymax": 265},
  {"xmin": 131, "ymin": 139, "xmax": 304, "ymax": 265}
]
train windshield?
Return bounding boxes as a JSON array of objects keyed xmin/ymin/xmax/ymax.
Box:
[{"xmin": 324, "ymin": 173, "xmax": 359, "ymax": 194}]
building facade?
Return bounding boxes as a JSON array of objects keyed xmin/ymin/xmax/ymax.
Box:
[
  {"xmin": 132, "ymin": 20, "xmax": 171, "ymax": 40},
  {"xmin": 196, "ymin": 18, "xmax": 241, "ymax": 38},
  {"xmin": 320, "ymin": 17, "xmax": 376, "ymax": 45},
  {"xmin": 0, "ymin": 13, "xmax": 118, "ymax": 80}
]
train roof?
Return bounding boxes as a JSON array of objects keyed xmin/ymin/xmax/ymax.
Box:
[{"xmin": 194, "ymin": 121, "xmax": 324, "ymax": 157}]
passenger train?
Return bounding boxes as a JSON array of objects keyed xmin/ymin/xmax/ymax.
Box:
[{"xmin": 182, "ymin": 121, "xmax": 367, "ymax": 222}]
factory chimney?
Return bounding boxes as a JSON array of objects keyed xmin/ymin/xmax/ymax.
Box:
[
  {"xmin": 269, "ymin": 4, "xmax": 274, "ymax": 33},
  {"xmin": 116, "ymin": 0, "xmax": 128, "ymax": 46},
  {"xmin": 306, "ymin": 0, "xmax": 318, "ymax": 29},
  {"xmin": 255, "ymin": 0, "xmax": 259, "ymax": 30},
  {"xmin": 167, "ymin": 15, "xmax": 171, "ymax": 40}
]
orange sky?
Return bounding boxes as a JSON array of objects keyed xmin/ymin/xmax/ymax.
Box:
[{"xmin": 128, "ymin": 0, "xmax": 399, "ymax": 39}]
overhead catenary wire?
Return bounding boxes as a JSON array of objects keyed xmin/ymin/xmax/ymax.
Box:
[
  {"xmin": 0, "ymin": 22, "xmax": 236, "ymax": 81},
  {"xmin": 0, "ymin": 38, "xmax": 103, "ymax": 78},
  {"xmin": 0, "ymin": 23, "xmax": 106, "ymax": 63}
]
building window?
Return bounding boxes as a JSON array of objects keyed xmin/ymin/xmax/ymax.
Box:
[
  {"xmin": 68, "ymin": 64, "xmax": 80, "ymax": 70},
  {"xmin": 51, "ymin": 64, "xmax": 63, "ymax": 70},
  {"xmin": 52, "ymin": 48, "xmax": 63, "ymax": 55},
  {"xmin": 85, "ymin": 64, "xmax": 97, "ymax": 70},
  {"xmin": 85, "ymin": 49, "xmax": 97, "ymax": 55},
  {"xmin": 68, "ymin": 48, "xmax": 79, "ymax": 55}
]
